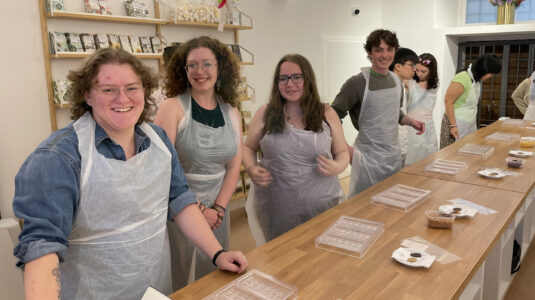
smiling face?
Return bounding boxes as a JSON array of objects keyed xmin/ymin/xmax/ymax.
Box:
[
  {"xmin": 415, "ymin": 63, "xmax": 430, "ymax": 82},
  {"xmin": 278, "ymin": 61, "xmax": 304, "ymax": 103},
  {"xmin": 86, "ymin": 63, "xmax": 144, "ymax": 138},
  {"xmin": 368, "ymin": 40, "xmax": 396, "ymax": 74},
  {"xmin": 186, "ymin": 47, "xmax": 218, "ymax": 94}
]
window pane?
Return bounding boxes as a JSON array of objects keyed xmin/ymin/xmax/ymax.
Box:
[{"xmin": 465, "ymin": 0, "xmax": 535, "ymax": 23}]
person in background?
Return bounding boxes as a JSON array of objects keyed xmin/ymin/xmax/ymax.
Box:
[
  {"xmin": 152, "ymin": 45, "xmax": 180, "ymax": 107},
  {"xmin": 154, "ymin": 36, "xmax": 242, "ymax": 290},
  {"xmin": 389, "ymin": 47, "xmax": 418, "ymax": 167},
  {"xmin": 12, "ymin": 48, "xmax": 246, "ymax": 300},
  {"xmin": 243, "ymin": 54, "xmax": 348, "ymax": 243},
  {"xmin": 405, "ymin": 53, "xmax": 439, "ymax": 165},
  {"xmin": 331, "ymin": 29, "xmax": 424, "ymax": 197},
  {"xmin": 514, "ymin": 70, "xmax": 535, "ymax": 120},
  {"xmin": 440, "ymin": 54, "xmax": 501, "ymax": 148}
]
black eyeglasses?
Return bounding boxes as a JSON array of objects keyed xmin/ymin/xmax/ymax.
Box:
[{"xmin": 277, "ymin": 74, "xmax": 304, "ymax": 85}]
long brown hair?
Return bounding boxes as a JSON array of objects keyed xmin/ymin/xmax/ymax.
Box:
[
  {"xmin": 67, "ymin": 48, "xmax": 158, "ymax": 124},
  {"xmin": 164, "ymin": 36, "xmax": 240, "ymax": 107},
  {"xmin": 264, "ymin": 54, "xmax": 323, "ymax": 134}
]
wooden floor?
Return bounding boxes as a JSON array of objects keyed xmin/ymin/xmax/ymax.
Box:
[{"xmin": 229, "ymin": 177, "xmax": 535, "ymax": 299}]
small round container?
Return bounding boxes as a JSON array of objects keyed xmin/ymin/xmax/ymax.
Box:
[
  {"xmin": 520, "ymin": 137, "xmax": 535, "ymax": 148},
  {"xmin": 506, "ymin": 156, "xmax": 525, "ymax": 168},
  {"xmin": 426, "ymin": 210, "xmax": 454, "ymax": 229}
]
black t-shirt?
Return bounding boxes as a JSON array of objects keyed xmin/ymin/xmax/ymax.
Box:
[{"xmin": 191, "ymin": 97, "xmax": 225, "ymax": 128}]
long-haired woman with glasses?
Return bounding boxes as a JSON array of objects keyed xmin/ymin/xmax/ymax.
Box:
[
  {"xmin": 12, "ymin": 48, "xmax": 246, "ymax": 299},
  {"xmin": 242, "ymin": 54, "xmax": 349, "ymax": 244},
  {"xmin": 404, "ymin": 53, "xmax": 439, "ymax": 165},
  {"xmin": 153, "ymin": 36, "xmax": 242, "ymax": 290}
]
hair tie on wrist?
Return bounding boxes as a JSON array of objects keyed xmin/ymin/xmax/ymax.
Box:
[{"xmin": 212, "ymin": 249, "xmax": 226, "ymax": 266}]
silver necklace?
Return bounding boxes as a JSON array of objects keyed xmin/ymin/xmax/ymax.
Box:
[{"xmin": 194, "ymin": 99, "xmax": 218, "ymax": 128}]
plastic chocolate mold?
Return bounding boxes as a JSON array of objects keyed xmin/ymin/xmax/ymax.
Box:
[
  {"xmin": 457, "ymin": 144, "xmax": 494, "ymax": 158},
  {"xmin": 424, "ymin": 159, "xmax": 467, "ymax": 175},
  {"xmin": 370, "ymin": 184, "xmax": 431, "ymax": 212}
]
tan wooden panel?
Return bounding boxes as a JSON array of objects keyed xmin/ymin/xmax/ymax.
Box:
[
  {"xmin": 402, "ymin": 120, "xmax": 535, "ymax": 194},
  {"xmin": 169, "ymin": 172, "xmax": 525, "ymax": 300}
]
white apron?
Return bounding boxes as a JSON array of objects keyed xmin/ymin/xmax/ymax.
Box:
[
  {"xmin": 398, "ymin": 85, "xmax": 408, "ymax": 166},
  {"xmin": 168, "ymin": 91, "xmax": 239, "ymax": 290},
  {"xmin": 61, "ymin": 112, "xmax": 172, "ymax": 299},
  {"xmin": 405, "ymin": 80, "xmax": 438, "ymax": 165},
  {"xmin": 246, "ymin": 121, "xmax": 344, "ymax": 243},
  {"xmin": 523, "ymin": 71, "xmax": 535, "ymax": 121},
  {"xmin": 349, "ymin": 67, "xmax": 402, "ymax": 197},
  {"xmin": 455, "ymin": 66, "xmax": 480, "ymax": 139}
]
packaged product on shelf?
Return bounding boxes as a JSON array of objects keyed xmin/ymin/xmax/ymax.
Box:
[
  {"xmin": 130, "ymin": 36, "xmax": 143, "ymax": 53},
  {"xmin": 107, "ymin": 34, "xmax": 122, "ymax": 49},
  {"xmin": 80, "ymin": 33, "xmax": 96, "ymax": 53},
  {"xmin": 244, "ymin": 174, "xmax": 251, "ymax": 190},
  {"xmin": 65, "ymin": 33, "xmax": 84, "ymax": 52},
  {"xmin": 101, "ymin": 0, "xmax": 112, "ymax": 15},
  {"xmin": 241, "ymin": 111, "xmax": 251, "ymax": 131},
  {"xmin": 237, "ymin": 77, "xmax": 248, "ymax": 98},
  {"xmin": 94, "ymin": 34, "xmax": 109, "ymax": 49},
  {"xmin": 124, "ymin": 0, "xmax": 149, "ymax": 17},
  {"xmin": 227, "ymin": 44, "xmax": 242, "ymax": 62},
  {"xmin": 84, "ymin": 0, "xmax": 100, "ymax": 14},
  {"xmin": 235, "ymin": 178, "xmax": 244, "ymax": 194},
  {"xmin": 139, "ymin": 36, "xmax": 153, "ymax": 53},
  {"xmin": 226, "ymin": 0, "xmax": 241, "ymax": 25},
  {"xmin": 50, "ymin": 32, "xmax": 69, "ymax": 53},
  {"xmin": 150, "ymin": 36, "xmax": 162, "ymax": 53},
  {"xmin": 47, "ymin": 0, "xmax": 65, "ymax": 12},
  {"xmin": 119, "ymin": 35, "xmax": 133, "ymax": 53},
  {"xmin": 52, "ymin": 80, "xmax": 71, "ymax": 105}
]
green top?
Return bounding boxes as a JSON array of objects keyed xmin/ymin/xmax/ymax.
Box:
[{"xmin": 452, "ymin": 71, "xmax": 473, "ymax": 110}]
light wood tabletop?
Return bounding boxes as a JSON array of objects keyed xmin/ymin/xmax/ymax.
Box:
[
  {"xmin": 401, "ymin": 120, "xmax": 535, "ymax": 194},
  {"xmin": 169, "ymin": 172, "xmax": 525, "ymax": 300}
]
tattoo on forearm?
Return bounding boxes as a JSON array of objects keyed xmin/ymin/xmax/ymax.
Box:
[{"xmin": 52, "ymin": 264, "xmax": 61, "ymax": 299}]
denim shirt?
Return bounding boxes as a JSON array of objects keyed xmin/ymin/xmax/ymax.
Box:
[{"xmin": 13, "ymin": 121, "xmax": 196, "ymax": 268}]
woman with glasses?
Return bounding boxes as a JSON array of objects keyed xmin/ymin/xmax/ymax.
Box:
[
  {"xmin": 154, "ymin": 36, "xmax": 242, "ymax": 289},
  {"xmin": 404, "ymin": 53, "xmax": 439, "ymax": 165},
  {"xmin": 12, "ymin": 48, "xmax": 247, "ymax": 299},
  {"xmin": 440, "ymin": 54, "xmax": 502, "ymax": 148},
  {"xmin": 243, "ymin": 54, "xmax": 349, "ymax": 244}
]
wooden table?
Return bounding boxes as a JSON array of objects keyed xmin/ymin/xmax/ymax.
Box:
[
  {"xmin": 401, "ymin": 120, "xmax": 535, "ymax": 194},
  {"xmin": 169, "ymin": 172, "xmax": 525, "ymax": 300}
]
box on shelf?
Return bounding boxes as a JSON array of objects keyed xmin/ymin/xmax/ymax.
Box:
[
  {"xmin": 108, "ymin": 34, "xmax": 122, "ymax": 49},
  {"xmin": 94, "ymin": 34, "xmax": 109, "ymax": 49},
  {"xmin": 84, "ymin": 0, "xmax": 111, "ymax": 15},
  {"xmin": 241, "ymin": 111, "xmax": 251, "ymax": 132},
  {"xmin": 80, "ymin": 33, "xmax": 96, "ymax": 53},
  {"xmin": 130, "ymin": 36, "xmax": 143, "ymax": 54},
  {"xmin": 150, "ymin": 36, "xmax": 162, "ymax": 53},
  {"xmin": 238, "ymin": 77, "xmax": 248, "ymax": 98},
  {"xmin": 125, "ymin": 0, "xmax": 149, "ymax": 17},
  {"xmin": 140, "ymin": 36, "xmax": 153, "ymax": 53},
  {"xmin": 52, "ymin": 80, "xmax": 71, "ymax": 105},
  {"xmin": 49, "ymin": 32, "xmax": 69, "ymax": 53},
  {"xmin": 66, "ymin": 33, "xmax": 84, "ymax": 52},
  {"xmin": 47, "ymin": 0, "xmax": 65, "ymax": 12},
  {"xmin": 235, "ymin": 177, "xmax": 244, "ymax": 195},
  {"xmin": 227, "ymin": 44, "xmax": 242, "ymax": 62},
  {"xmin": 119, "ymin": 35, "xmax": 133, "ymax": 53}
]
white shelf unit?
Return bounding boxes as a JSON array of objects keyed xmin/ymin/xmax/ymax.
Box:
[{"xmin": 463, "ymin": 186, "xmax": 535, "ymax": 300}]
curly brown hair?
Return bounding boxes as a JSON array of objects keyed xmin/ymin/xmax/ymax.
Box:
[
  {"xmin": 364, "ymin": 29, "xmax": 399, "ymax": 54},
  {"xmin": 263, "ymin": 54, "xmax": 323, "ymax": 134},
  {"xmin": 163, "ymin": 36, "xmax": 240, "ymax": 107},
  {"xmin": 67, "ymin": 48, "xmax": 158, "ymax": 124}
]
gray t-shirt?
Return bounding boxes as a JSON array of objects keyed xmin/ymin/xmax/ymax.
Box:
[{"xmin": 331, "ymin": 71, "xmax": 405, "ymax": 130}]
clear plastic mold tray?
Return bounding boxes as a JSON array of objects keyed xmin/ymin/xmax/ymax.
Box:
[
  {"xmin": 370, "ymin": 184, "xmax": 431, "ymax": 212},
  {"xmin": 457, "ymin": 143, "xmax": 495, "ymax": 158},
  {"xmin": 315, "ymin": 215, "xmax": 384, "ymax": 258},
  {"xmin": 502, "ymin": 119, "xmax": 524, "ymax": 126},
  {"xmin": 424, "ymin": 159, "xmax": 467, "ymax": 175},
  {"xmin": 485, "ymin": 132, "xmax": 520, "ymax": 142},
  {"xmin": 203, "ymin": 269, "xmax": 297, "ymax": 300}
]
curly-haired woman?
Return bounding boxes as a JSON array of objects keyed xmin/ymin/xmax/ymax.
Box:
[{"xmin": 154, "ymin": 36, "xmax": 242, "ymax": 289}]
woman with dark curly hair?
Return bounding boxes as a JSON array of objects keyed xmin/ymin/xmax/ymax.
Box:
[
  {"xmin": 405, "ymin": 53, "xmax": 439, "ymax": 165},
  {"xmin": 154, "ymin": 36, "xmax": 242, "ymax": 289},
  {"xmin": 242, "ymin": 54, "xmax": 348, "ymax": 243},
  {"xmin": 12, "ymin": 48, "xmax": 247, "ymax": 299}
]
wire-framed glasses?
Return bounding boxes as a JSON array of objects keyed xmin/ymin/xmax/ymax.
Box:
[
  {"xmin": 92, "ymin": 83, "xmax": 144, "ymax": 100},
  {"xmin": 184, "ymin": 61, "xmax": 217, "ymax": 73}
]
